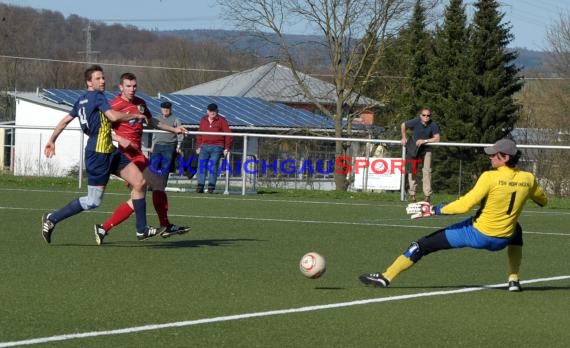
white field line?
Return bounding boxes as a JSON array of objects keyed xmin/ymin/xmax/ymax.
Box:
[
  {"xmin": 1, "ymin": 275, "xmax": 568, "ymax": 348},
  {"xmin": 1, "ymin": 206, "xmax": 569, "ymax": 236},
  {"xmin": 1, "ymin": 187, "xmax": 568, "ymax": 214}
]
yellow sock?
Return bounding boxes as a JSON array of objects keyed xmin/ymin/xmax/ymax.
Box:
[
  {"xmin": 383, "ymin": 255, "xmax": 415, "ymax": 282},
  {"xmin": 507, "ymin": 245, "xmax": 522, "ymax": 282}
]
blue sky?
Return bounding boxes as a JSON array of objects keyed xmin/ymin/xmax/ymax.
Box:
[{"xmin": 2, "ymin": 0, "xmax": 568, "ymax": 51}]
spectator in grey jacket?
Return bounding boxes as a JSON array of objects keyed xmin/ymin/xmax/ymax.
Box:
[{"xmin": 151, "ymin": 101, "xmax": 184, "ymax": 187}]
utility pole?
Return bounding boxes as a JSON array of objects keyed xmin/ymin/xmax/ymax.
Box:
[{"xmin": 78, "ymin": 22, "xmax": 100, "ymax": 63}]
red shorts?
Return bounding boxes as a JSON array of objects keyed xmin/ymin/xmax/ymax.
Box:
[{"xmin": 122, "ymin": 146, "xmax": 148, "ymax": 172}]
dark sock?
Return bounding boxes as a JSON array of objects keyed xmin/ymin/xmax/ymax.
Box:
[
  {"xmin": 132, "ymin": 198, "xmax": 147, "ymax": 233},
  {"xmin": 49, "ymin": 199, "xmax": 84, "ymax": 223}
]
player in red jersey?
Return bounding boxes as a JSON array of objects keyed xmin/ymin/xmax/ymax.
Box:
[{"xmin": 93, "ymin": 72, "xmax": 190, "ymax": 245}]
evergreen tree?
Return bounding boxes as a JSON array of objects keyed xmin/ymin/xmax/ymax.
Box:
[
  {"xmin": 428, "ymin": 0, "xmax": 472, "ymax": 131},
  {"xmin": 469, "ymin": 0, "xmax": 522, "ymax": 173},
  {"xmin": 362, "ymin": 33, "xmax": 408, "ymax": 138},
  {"xmin": 399, "ymin": 0, "xmax": 433, "ymax": 118},
  {"xmin": 428, "ymin": 0, "xmax": 475, "ymax": 193},
  {"xmin": 370, "ymin": 0, "xmax": 433, "ymax": 140}
]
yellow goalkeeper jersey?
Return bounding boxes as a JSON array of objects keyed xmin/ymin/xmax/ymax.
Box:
[{"xmin": 441, "ymin": 166, "xmax": 547, "ymax": 238}]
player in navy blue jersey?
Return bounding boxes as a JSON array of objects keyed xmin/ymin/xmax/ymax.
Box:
[{"xmin": 41, "ymin": 65, "xmax": 165, "ymax": 244}]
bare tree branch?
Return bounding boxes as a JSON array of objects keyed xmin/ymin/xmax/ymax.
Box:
[
  {"xmin": 218, "ymin": 0, "xmax": 429, "ymax": 189},
  {"xmin": 547, "ymin": 10, "xmax": 570, "ymax": 77}
]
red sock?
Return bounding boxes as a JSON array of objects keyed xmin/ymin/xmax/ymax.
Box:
[
  {"xmin": 153, "ymin": 190, "xmax": 170, "ymax": 227},
  {"xmin": 102, "ymin": 202, "xmax": 134, "ymax": 232}
]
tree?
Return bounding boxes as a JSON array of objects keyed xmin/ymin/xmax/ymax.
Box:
[
  {"xmin": 427, "ymin": 0, "xmax": 473, "ymax": 193},
  {"xmin": 547, "ymin": 10, "xmax": 570, "ymax": 77},
  {"xmin": 369, "ymin": 0, "xmax": 433, "ymax": 127},
  {"xmin": 399, "ymin": 0, "xmax": 432, "ymax": 117},
  {"xmin": 516, "ymin": 10, "xmax": 570, "ymax": 197},
  {"xmin": 468, "ymin": 0, "xmax": 522, "ymax": 175},
  {"xmin": 217, "ymin": 0, "xmax": 419, "ymax": 190},
  {"xmin": 358, "ymin": 30, "xmax": 406, "ymax": 138}
]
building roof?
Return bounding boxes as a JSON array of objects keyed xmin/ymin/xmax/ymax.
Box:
[
  {"xmin": 173, "ymin": 62, "xmax": 380, "ymax": 106},
  {"xmin": 161, "ymin": 93, "xmax": 335, "ymax": 129},
  {"xmin": 12, "ymin": 89, "xmax": 339, "ymax": 131},
  {"xmin": 9, "ymin": 91, "xmax": 70, "ymax": 112}
]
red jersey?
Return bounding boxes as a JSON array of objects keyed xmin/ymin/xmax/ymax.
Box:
[
  {"xmin": 109, "ymin": 95, "xmax": 151, "ymax": 146},
  {"xmin": 110, "ymin": 95, "xmax": 152, "ymax": 171}
]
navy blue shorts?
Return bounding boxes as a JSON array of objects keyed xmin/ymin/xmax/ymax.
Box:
[{"xmin": 85, "ymin": 149, "xmax": 131, "ymax": 186}]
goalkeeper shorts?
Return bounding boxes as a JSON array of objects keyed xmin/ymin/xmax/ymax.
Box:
[{"xmin": 444, "ymin": 218, "xmax": 516, "ymax": 251}]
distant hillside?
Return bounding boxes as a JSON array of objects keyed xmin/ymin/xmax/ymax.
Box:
[
  {"xmin": 161, "ymin": 29, "xmax": 554, "ymax": 75},
  {"xmin": 0, "ymin": 4, "xmax": 259, "ymax": 94},
  {"xmin": 160, "ymin": 29, "xmax": 317, "ymax": 54},
  {"xmin": 159, "ymin": 29, "xmax": 332, "ymax": 69},
  {"xmin": 514, "ymin": 48, "xmax": 554, "ymax": 75}
]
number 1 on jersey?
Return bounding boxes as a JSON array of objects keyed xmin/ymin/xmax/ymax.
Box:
[{"xmin": 506, "ymin": 192, "xmax": 516, "ymax": 215}]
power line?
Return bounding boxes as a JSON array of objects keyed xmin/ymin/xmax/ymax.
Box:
[
  {"xmin": 499, "ymin": 2, "xmax": 554, "ymax": 27},
  {"xmin": 0, "ymin": 54, "xmax": 234, "ymax": 73},
  {"xmin": 0, "ymin": 54, "xmax": 409, "ymax": 79},
  {"xmin": 93, "ymin": 17, "xmax": 218, "ymax": 23},
  {"xmin": 517, "ymin": 0, "xmax": 566, "ymax": 17},
  {"xmin": 508, "ymin": 7, "xmax": 555, "ymax": 24}
]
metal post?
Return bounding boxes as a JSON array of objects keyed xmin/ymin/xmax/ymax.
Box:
[
  {"xmin": 252, "ymin": 155, "xmax": 257, "ymax": 191},
  {"xmin": 10, "ymin": 127, "xmax": 15, "ymax": 173},
  {"xmin": 363, "ymin": 141, "xmax": 370, "ymax": 192},
  {"xmin": 400, "ymin": 144, "xmax": 406, "ymax": 201},
  {"xmin": 458, "ymin": 159, "xmax": 462, "ymax": 196},
  {"xmin": 224, "ymin": 152, "xmax": 230, "ymax": 195},
  {"xmin": 38, "ymin": 133, "xmax": 43, "ymax": 176},
  {"xmin": 242, "ymin": 135, "xmax": 248, "ymax": 195}
]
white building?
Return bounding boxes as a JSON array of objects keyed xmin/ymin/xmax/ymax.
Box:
[
  {"xmin": 9, "ymin": 87, "xmax": 346, "ymax": 177},
  {"xmin": 10, "ymin": 91, "xmax": 85, "ymax": 176}
]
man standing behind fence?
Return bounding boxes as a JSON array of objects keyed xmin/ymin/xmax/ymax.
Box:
[
  {"xmin": 151, "ymin": 101, "xmax": 184, "ymax": 188},
  {"xmin": 196, "ymin": 103, "xmax": 232, "ymax": 193},
  {"xmin": 401, "ymin": 107, "xmax": 440, "ymax": 202}
]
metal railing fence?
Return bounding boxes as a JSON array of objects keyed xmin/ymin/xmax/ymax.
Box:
[{"xmin": 2, "ymin": 124, "xmax": 570, "ymax": 199}]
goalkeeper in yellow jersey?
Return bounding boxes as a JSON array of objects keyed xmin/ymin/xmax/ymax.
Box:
[{"xmin": 359, "ymin": 139, "xmax": 547, "ymax": 291}]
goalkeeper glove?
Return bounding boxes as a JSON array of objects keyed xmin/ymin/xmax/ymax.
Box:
[
  {"xmin": 405, "ymin": 201, "xmax": 435, "ymax": 219},
  {"xmin": 406, "ymin": 202, "xmax": 446, "ymax": 219}
]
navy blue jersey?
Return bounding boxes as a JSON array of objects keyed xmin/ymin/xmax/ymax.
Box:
[
  {"xmin": 69, "ymin": 91, "xmax": 114, "ymax": 153},
  {"xmin": 404, "ymin": 117, "xmax": 440, "ymax": 158},
  {"xmin": 404, "ymin": 117, "xmax": 440, "ymax": 141}
]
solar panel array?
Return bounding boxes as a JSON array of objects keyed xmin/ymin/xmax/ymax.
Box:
[
  {"xmin": 163, "ymin": 94, "xmax": 336, "ymax": 129},
  {"xmin": 42, "ymin": 89, "xmax": 162, "ymax": 117},
  {"xmin": 42, "ymin": 89, "xmax": 336, "ymax": 130}
]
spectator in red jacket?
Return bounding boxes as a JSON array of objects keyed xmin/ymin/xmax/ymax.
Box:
[{"xmin": 196, "ymin": 103, "xmax": 233, "ymax": 193}]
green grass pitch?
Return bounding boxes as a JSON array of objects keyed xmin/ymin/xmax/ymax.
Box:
[{"xmin": 0, "ymin": 181, "xmax": 569, "ymax": 347}]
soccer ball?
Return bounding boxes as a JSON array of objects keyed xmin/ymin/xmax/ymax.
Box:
[{"xmin": 299, "ymin": 252, "xmax": 326, "ymax": 279}]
